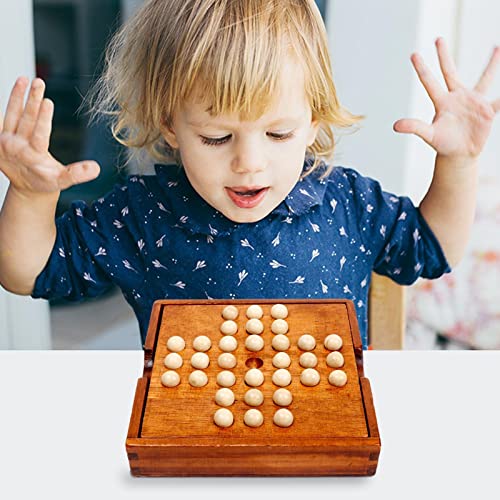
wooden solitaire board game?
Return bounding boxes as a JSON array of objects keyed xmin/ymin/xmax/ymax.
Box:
[{"xmin": 126, "ymin": 299, "xmax": 381, "ymax": 476}]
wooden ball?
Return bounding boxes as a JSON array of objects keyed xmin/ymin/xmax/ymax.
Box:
[
  {"xmin": 324, "ymin": 334, "xmax": 343, "ymax": 351},
  {"xmin": 160, "ymin": 370, "xmax": 180, "ymax": 387},
  {"xmin": 326, "ymin": 351, "xmax": 344, "ymax": 368},
  {"xmin": 244, "ymin": 388, "xmax": 264, "ymax": 406},
  {"xmin": 246, "ymin": 318, "xmax": 264, "ymax": 334},
  {"xmin": 244, "ymin": 409, "xmax": 264, "ymax": 428},
  {"xmin": 215, "ymin": 388, "xmax": 235, "ymax": 407},
  {"xmin": 272, "ymin": 334, "xmax": 290, "ymax": 351},
  {"xmin": 300, "ymin": 368, "xmax": 320, "ymax": 387},
  {"xmin": 164, "ymin": 352, "xmax": 183, "ymax": 369},
  {"xmin": 219, "ymin": 336, "xmax": 237, "ymax": 352},
  {"xmin": 298, "ymin": 334, "xmax": 316, "ymax": 351},
  {"xmin": 271, "ymin": 319, "xmax": 289, "ymax": 334},
  {"xmin": 214, "ymin": 408, "xmax": 233, "ymax": 428},
  {"xmin": 329, "ymin": 370, "xmax": 347, "ymax": 387},
  {"xmin": 270, "ymin": 303, "xmax": 288, "ymax": 319},
  {"xmin": 193, "ymin": 335, "xmax": 211, "ymax": 352},
  {"xmin": 220, "ymin": 320, "xmax": 238, "ymax": 335},
  {"xmin": 217, "ymin": 370, "xmax": 236, "ymax": 387},
  {"xmin": 166, "ymin": 335, "xmax": 185, "ymax": 352},
  {"xmin": 299, "ymin": 352, "xmax": 317, "ymax": 368},
  {"xmin": 273, "ymin": 388, "xmax": 293, "ymax": 406},
  {"xmin": 246, "ymin": 304, "xmax": 263, "ymax": 319},
  {"xmin": 218, "ymin": 353, "xmax": 237, "ymax": 369},
  {"xmin": 273, "ymin": 408, "xmax": 294, "ymax": 427},
  {"xmin": 188, "ymin": 370, "xmax": 208, "ymax": 387},
  {"xmin": 221, "ymin": 305, "xmax": 239, "ymax": 320}
]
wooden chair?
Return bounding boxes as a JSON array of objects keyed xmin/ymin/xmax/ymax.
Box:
[{"xmin": 368, "ymin": 273, "xmax": 405, "ymax": 349}]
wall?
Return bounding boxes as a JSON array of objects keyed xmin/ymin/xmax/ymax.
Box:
[{"xmin": 0, "ymin": 0, "xmax": 51, "ymax": 348}]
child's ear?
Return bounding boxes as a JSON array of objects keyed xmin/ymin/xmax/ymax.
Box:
[
  {"xmin": 307, "ymin": 119, "xmax": 320, "ymax": 147},
  {"xmin": 160, "ymin": 119, "xmax": 180, "ymax": 149}
]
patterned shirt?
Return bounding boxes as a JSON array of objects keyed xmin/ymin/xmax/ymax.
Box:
[{"xmin": 31, "ymin": 160, "xmax": 451, "ymax": 348}]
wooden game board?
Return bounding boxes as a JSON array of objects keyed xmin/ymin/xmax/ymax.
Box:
[{"xmin": 126, "ymin": 299, "xmax": 381, "ymax": 476}]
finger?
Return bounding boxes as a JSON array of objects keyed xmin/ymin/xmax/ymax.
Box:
[
  {"xmin": 435, "ymin": 37, "xmax": 462, "ymax": 91},
  {"xmin": 474, "ymin": 46, "xmax": 500, "ymax": 94},
  {"xmin": 30, "ymin": 98, "xmax": 54, "ymax": 152},
  {"xmin": 393, "ymin": 118, "xmax": 434, "ymax": 146},
  {"xmin": 0, "ymin": 109, "xmax": 4, "ymax": 132},
  {"xmin": 3, "ymin": 77, "xmax": 30, "ymax": 133},
  {"xmin": 58, "ymin": 161, "xmax": 101, "ymax": 191},
  {"xmin": 17, "ymin": 78, "xmax": 46, "ymax": 139},
  {"xmin": 492, "ymin": 97, "xmax": 500, "ymax": 113},
  {"xmin": 411, "ymin": 53, "xmax": 446, "ymax": 106}
]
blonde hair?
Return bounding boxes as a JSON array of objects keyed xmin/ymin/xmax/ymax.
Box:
[{"xmin": 86, "ymin": 0, "xmax": 363, "ymax": 178}]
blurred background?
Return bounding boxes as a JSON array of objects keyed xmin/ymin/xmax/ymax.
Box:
[{"xmin": 0, "ymin": 0, "xmax": 499, "ymax": 349}]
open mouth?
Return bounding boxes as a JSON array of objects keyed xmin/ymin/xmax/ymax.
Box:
[{"xmin": 226, "ymin": 186, "xmax": 270, "ymax": 209}]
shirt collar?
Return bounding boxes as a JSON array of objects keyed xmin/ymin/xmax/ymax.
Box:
[{"xmin": 154, "ymin": 158, "xmax": 329, "ymax": 237}]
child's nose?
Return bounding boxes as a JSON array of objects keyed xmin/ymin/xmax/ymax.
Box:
[{"xmin": 231, "ymin": 143, "xmax": 266, "ymax": 174}]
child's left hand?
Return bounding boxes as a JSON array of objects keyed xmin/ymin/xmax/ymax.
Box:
[{"xmin": 393, "ymin": 37, "xmax": 500, "ymax": 160}]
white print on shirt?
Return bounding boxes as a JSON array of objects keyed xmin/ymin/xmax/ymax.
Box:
[
  {"xmin": 237, "ymin": 270, "xmax": 248, "ymax": 286},
  {"xmin": 309, "ymin": 220, "xmax": 320, "ymax": 232},
  {"xmin": 95, "ymin": 247, "xmax": 106, "ymax": 257},
  {"xmin": 123, "ymin": 260, "xmax": 139, "ymax": 273},
  {"xmin": 152, "ymin": 260, "xmax": 167, "ymax": 270},
  {"xmin": 320, "ymin": 279, "xmax": 328, "ymax": 293},
  {"xmin": 193, "ymin": 260, "xmax": 207, "ymax": 271},
  {"xmin": 241, "ymin": 239, "xmax": 255, "ymax": 250},
  {"xmin": 289, "ymin": 276, "xmax": 305, "ymax": 284},
  {"xmin": 157, "ymin": 202, "xmax": 170, "ymax": 212},
  {"xmin": 270, "ymin": 260, "xmax": 286, "ymax": 269},
  {"xmin": 330, "ymin": 198, "xmax": 337, "ymax": 213},
  {"xmin": 83, "ymin": 272, "xmax": 96, "ymax": 283},
  {"xmin": 299, "ymin": 188, "xmax": 314, "ymax": 199},
  {"xmin": 272, "ymin": 232, "xmax": 280, "ymax": 247},
  {"xmin": 170, "ymin": 281, "xmax": 186, "ymax": 289},
  {"xmin": 340, "ymin": 256, "xmax": 346, "ymax": 271},
  {"xmin": 310, "ymin": 249, "xmax": 320, "ymax": 262}
]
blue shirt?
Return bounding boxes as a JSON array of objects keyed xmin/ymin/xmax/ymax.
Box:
[{"xmin": 31, "ymin": 160, "xmax": 450, "ymax": 348}]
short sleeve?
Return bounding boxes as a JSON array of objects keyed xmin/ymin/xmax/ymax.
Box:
[
  {"xmin": 31, "ymin": 183, "xmax": 146, "ymax": 302},
  {"xmin": 345, "ymin": 168, "xmax": 451, "ymax": 285}
]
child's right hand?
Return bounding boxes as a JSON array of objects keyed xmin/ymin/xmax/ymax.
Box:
[{"xmin": 0, "ymin": 77, "xmax": 100, "ymax": 198}]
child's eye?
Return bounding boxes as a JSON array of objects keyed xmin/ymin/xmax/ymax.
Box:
[
  {"xmin": 200, "ymin": 135, "xmax": 231, "ymax": 146},
  {"xmin": 199, "ymin": 131, "xmax": 295, "ymax": 147}
]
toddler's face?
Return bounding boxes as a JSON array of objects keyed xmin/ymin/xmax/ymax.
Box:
[{"xmin": 162, "ymin": 58, "xmax": 319, "ymax": 223}]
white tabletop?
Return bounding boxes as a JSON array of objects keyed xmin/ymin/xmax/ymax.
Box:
[{"xmin": 0, "ymin": 351, "xmax": 499, "ymax": 499}]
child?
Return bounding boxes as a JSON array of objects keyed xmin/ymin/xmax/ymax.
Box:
[{"xmin": 0, "ymin": 0, "xmax": 498, "ymax": 349}]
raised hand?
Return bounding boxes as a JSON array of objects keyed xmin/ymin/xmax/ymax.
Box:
[
  {"xmin": 394, "ymin": 38, "xmax": 500, "ymax": 160},
  {"xmin": 0, "ymin": 77, "xmax": 100, "ymax": 196}
]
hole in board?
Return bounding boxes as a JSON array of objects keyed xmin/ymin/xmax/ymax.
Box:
[{"xmin": 245, "ymin": 357, "xmax": 264, "ymax": 369}]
